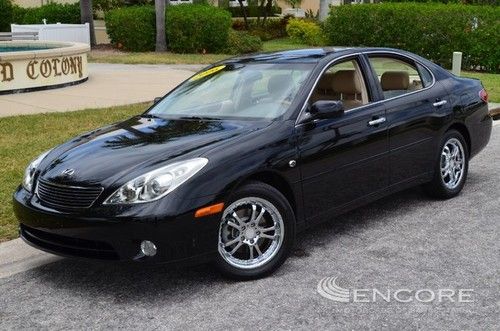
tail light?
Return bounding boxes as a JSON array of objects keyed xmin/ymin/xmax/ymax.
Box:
[{"xmin": 479, "ymin": 88, "xmax": 488, "ymax": 103}]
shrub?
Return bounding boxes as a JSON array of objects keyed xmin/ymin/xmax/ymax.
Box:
[
  {"xmin": 226, "ymin": 6, "xmax": 282, "ymax": 17},
  {"xmin": 105, "ymin": 6, "xmax": 155, "ymax": 51},
  {"xmin": 20, "ymin": 3, "xmax": 80, "ymax": 24},
  {"xmin": 11, "ymin": 5, "xmax": 27, "ymax": 24},
  {"xmin": 232, "ymin": 16, "xmax": 290, "ymax": 41},
  {"xmin": 325, "ymin": 3, "xmax": 499, "ymax": 72},
  {"xmin": 93, "ymin": 0, "xmax": 124, "ymax": 13},
  {"xmin": 286, "ymin": 19, "xmax": 325, "ymax": 46},
  {"xmin": 0, "ymin": 0, "xmax": 13, "ymax": 32},
  {"xmin": 225, "ymin": 29, "xmax": 263, "ymax": 54},
  {"xmin": 381, "ymin": 0, "xmax": 495, "ymax": 3},
  {"xmin": 166, "ymin": 4, "xmax": 232, "ymax": 53}
]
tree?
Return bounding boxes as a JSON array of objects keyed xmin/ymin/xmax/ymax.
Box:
[
  {"xmin": 80, "ymin": 0, "xmax": 96, "ymax": 46},
  {"xmin": 237, "ymin": 0, "xmax": 248, "ymax": 29},
  {"xmin": 319, "ymin": 0, "xmax": 328, "ymax": 21},
  {"xmin": 155, "ymin": 0, "xmax": 167, "ymax": 52}
]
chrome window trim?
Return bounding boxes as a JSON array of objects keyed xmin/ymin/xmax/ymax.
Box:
[{"xmin": 295, "ymin": 50, "xmax": 436, "ymax": 126}]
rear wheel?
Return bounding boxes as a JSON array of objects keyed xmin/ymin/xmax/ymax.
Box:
[
  {"xmin": 424, "ymin": 130, "xmax": 468, "ymax": 199},
  {"xmin": 215, "ymin": 182, "xmax": 295, "ymax": 280}
]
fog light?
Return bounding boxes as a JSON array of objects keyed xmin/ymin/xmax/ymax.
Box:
[{"xmin": 140, "ymin": 240, "xmax": 157, "ymax": 257}]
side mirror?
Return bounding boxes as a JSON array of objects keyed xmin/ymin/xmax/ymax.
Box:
[
  {"xmin": 309, "ymin": 100, "xmax": 344, "ymax": 120},
  {"xmin": 153, "ymin": 97, "xmax": 162, "ymax": 104}
]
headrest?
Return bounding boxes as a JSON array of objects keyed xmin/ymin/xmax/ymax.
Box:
[
  {"xmin": 381, "ymin": 71, "xmax": 410, "ymax": 91},
  {"xmin": 317, "ymin": 73, "xmax": 335, "ymax": 90},
  {"xmin": 267, "ymin": 74, "xmax": 292, "ymax": 96},
  {"xmin": 332, "ymin": 70, "xmax": 362, "ymax": 94}
]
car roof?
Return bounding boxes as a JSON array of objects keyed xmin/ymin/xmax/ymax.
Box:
[{"xmin": 224, "ymin": 47, "xmax": 417, "ymax": 64}]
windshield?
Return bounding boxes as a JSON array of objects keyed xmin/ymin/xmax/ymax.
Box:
[{"xmin": 148, "ymin": 63, "xmax": 314, "ymax": 120}]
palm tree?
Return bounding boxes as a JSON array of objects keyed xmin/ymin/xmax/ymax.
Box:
[
  {"xmin": 155, "ymin": 0, "xmax": 167, "ymax": 52},
  {"xmin": 319, "ymin": 0, "xmax": 328, "ymax": 21},
  {"xmin": 80, "ymin": 0, "xmax": 96, "ymax": 46}
]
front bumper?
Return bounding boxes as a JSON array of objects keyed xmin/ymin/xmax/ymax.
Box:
[{"xmin": 13, "ymin": 187, "xmax": 222, "ymax": 264}]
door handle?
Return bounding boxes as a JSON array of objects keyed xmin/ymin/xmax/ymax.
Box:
[
  {"xmin": 433, "ymin": 100, "xmax": 447, "ymax": 107},
  {"xmin": 368, "ymin": 117, "xmax": 386, "ymax": 126}
]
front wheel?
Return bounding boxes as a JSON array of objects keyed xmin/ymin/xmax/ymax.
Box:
[
  {"xmin": 424, "ymin": 130, "xmax": 469, "ymax": 199},
  {"xmin": 214, "ymin": 182, "xmax": 295, "ymax": 280}
]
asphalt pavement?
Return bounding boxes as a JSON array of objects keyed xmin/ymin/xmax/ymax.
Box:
[{"xmin": 0, "ymin": 125, "xmax": 498, "ymax": 330}]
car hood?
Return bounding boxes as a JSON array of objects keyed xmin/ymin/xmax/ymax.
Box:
[{"xmin": 39, "ymin": 116, "xmax": 270, "ymax": 187}]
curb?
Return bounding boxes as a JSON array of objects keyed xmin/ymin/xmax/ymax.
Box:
[{"xmin": 0, "ymin": 238, "xmax": 60, "ymax": 279}]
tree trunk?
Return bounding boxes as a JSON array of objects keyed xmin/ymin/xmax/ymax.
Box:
[
  {"xmin": 237, "ymin": 0, "xmax": 248, "ymax": 29},
  {"xmin": 319, "ymin": 0, "xmax": 329, "ymax": 22},
  {"xmin": 155, "ymin": 0, "xmax": 167, "ymax": 52},
  {"xmin": 80, "ymin": 0, "xmax": 96, "ymax": 47},
  {"xmin": 263, "ymin": 0, "xmax": 273, "ymax": 24},
  {"xmin": 257, "ymin": 0, "xmax": 265, "ymax": 25}
]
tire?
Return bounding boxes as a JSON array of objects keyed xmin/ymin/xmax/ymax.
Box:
[
  {"xmin": 214, "ymin": 181, "xmax": 295, "ymax": 280},
  {"xmin": 424, "ymin": 130, "xmax": 469, "ymax": 199}
]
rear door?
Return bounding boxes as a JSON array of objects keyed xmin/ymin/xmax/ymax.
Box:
[{"xmin": 364, "ymin": 53, "xmax": 450, "ymax": 186}]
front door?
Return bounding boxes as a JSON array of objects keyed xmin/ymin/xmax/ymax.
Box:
[{"xmin": 297, "ymin": 56, "xmax": 389, "ymax": 223}]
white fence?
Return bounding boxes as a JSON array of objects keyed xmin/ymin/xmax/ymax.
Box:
[
  {"xmin": 11, "ymin": 23, "xmax": 90, "ymax": 45},
  {"xmin": 168, "ymin": 0, "xmax": 193, "ymax": 5}
]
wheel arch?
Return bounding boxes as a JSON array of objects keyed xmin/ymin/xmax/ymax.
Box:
[
  {"xmin": 231, "ymin": 171, "xmax": 298, "ymax": 217},
  {"xmin": 446, "ymin": 122, "xmax": 471, "ymax": 156}
]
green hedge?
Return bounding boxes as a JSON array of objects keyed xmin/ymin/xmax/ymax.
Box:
[
  {"xmin": 225, "ymin": 29, "xmax": 262, "ymax": 54},
  {"xmin": 15, "ymin": 3, "xmax": 80, "ymax": 25},
  {"xmin": 166, "ymin": 4, "xmax": 232, "ymax": 53},
  {"xmin": 0, "ymin": 0, "xmax": 13, "ymax": 31},
  {"xmin": 106, "ymin": 6, "xmax": 155, "ymax": 51},
  {"xmin": 325, "ymin": 3, "xmax": 499, "ymax": 72},
  {"xmin": 381, "ymin": 0, "xmax": 496, "ymax": 3},
  {"xmin": 105, "ymin": 4, "xmax": 232, "ymax": 53}
]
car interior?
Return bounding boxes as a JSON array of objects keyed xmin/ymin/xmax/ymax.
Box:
[
  {"xmin": 368, "ymin": 56, "xmax": 425, "ymax": 99},
  {"xmin": 310, "ymin": 56, "xmax": 430, "ymax": 112},
  {"xmin": 310, "ymin": 59, "xmax": 369, "ymax": 110}
]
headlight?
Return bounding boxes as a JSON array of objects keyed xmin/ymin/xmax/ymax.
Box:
[
  {"xmin": 104, "ymin": 158, "xmax": 208, "ymax": 204},
  {"xmin": 22, "ymin": 150, "xmax": 51, "ymax": 192}
]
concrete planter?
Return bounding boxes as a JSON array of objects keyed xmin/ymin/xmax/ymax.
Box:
[{"xmin": 0, "ymin": 40, "xmax": 90, "ymax": 94}]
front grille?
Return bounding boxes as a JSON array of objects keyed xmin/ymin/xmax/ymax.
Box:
[
  {"xmin": 20, "ymin": 224, "xmax": 119, "ymax": 260},
  {"xmin": 36, "ymin": 179, "xmax": 103, "ymax": 209}
]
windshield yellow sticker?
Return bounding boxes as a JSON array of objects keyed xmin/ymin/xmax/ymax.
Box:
[{"xmin": 189, "ymin": 65, "xmax": 226, "ymax": 81}]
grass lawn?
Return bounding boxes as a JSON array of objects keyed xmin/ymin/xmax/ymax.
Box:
[
  {"xmin": 0, "ymin": 103, "xmax": 148, "ymax": 242},
  {"xmin": 461, "ymin": 71, "xmax": 499, "ymax": 103},
  {"xmin": 262, "ymin": 38, "xmax": 309, "ymax": 52},
  {"xmin": 89, "ymin": 51, "xmax": 230, "ymax": 65}
]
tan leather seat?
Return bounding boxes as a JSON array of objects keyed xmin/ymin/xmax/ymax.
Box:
[
  {"xmin": 311, "ymin": 73, "xmax": 338, "ymax": 103},
  {"xmin": 331, "ymin": 70, "xmax": 364, "ymax": 110},
  {"xmin": 381, "ymin": 71, "xmax": 410, "ymax": 90}
]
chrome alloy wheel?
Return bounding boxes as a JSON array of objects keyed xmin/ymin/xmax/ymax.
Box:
[
  {"xmin": 440, "ymin": 138, "xmax": 465, "ymax": 190},
  {"xmin": 218, "ymin": 197, "xmax": 284, "ymax": 269}
]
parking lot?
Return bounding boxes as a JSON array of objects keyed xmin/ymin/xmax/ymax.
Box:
[{"xmin": 0, "ymin": 125, "xmax": 498, "ymax": 330}]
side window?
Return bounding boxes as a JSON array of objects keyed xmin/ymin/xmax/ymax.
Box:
[
  {"xmin": 368, "ymin": 56, "xmax": 425, "ymax": 99},
  {"xmin": 416, "ymin": 63, "xmax": 433, "ymax": 88},
  {"xmin": 310, "ymin": 59, "xmax": 369, "ymax": 111}
]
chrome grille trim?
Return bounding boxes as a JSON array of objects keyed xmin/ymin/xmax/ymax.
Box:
[{"xmin": 36, "ymin": 179, "xmax": 104, "ymax": 209}]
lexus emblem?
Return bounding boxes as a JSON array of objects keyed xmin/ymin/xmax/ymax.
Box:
[{"xmin": 61, "ymin": 168, "xmax": 75, "ymax": 177}]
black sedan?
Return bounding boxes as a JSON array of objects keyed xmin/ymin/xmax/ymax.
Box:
[{"xmin": 13, "ymin": 48, "xmax": 492, "ymax": 279}]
